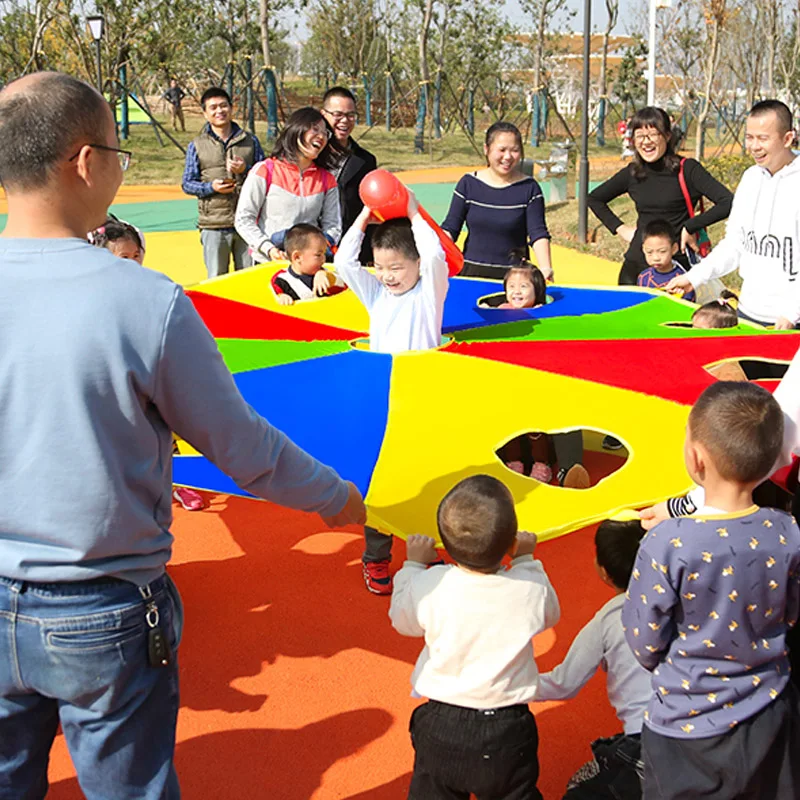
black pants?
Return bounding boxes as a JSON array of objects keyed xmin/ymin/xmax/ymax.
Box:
[
  {"xmin": 408, "ymin": 700, "xmax": 542, "ymax": 800},
  {"xmin": 565, "ymin": 733, "xmax": 642, "ymax": 799},
  {"xmin": 461, "ymin": 261, "xmax": 508, "ymax": 281},
  {"xmin": 363, "ymin": 525, "xmax": 392, "ymax": 562},
  {"xmin": 641, "ymin": 683, "xmax": 800, "ymax": 799},
  {"xmin": 619, "ymin": 259, "xmax": 644, "ymax": 286}
]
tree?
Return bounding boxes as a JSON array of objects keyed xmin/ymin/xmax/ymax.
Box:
[
  {"xmin": 596, "ymin": 0, "xmax": 619, "ymax": 145},
  {"xmin": 695, "ymin": 0, "xmax": 728, "ymax": 160},
  {"xmin": 612, "ymin": 39, "xmax": 647, "ymax": 119}
]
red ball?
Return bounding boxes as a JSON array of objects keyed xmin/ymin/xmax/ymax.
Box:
[{"xmin": 359, "ymin": 169, "xmax": 409, "ymax": 221}]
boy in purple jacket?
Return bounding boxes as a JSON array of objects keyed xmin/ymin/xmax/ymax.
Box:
[{"xmin": 623, "ymin": 382, "xmax": 800, "ymax": 798}]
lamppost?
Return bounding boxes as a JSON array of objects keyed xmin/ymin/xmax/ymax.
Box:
[
  {"xmin": 87, "ymin": 15, "xmax": 104, "ymax": 92},
  {"xmin": 577, "ymin": 0, "xmax": 591, "ymax": 243}
]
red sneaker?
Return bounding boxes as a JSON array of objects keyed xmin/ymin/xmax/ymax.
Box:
[
  {"xmin": 362, "ymin": 560, "xmax": 393, "ymax": 595},
  {"xmin": 173, "ymin": 487, "xmax": 205, "ymax": 511}
]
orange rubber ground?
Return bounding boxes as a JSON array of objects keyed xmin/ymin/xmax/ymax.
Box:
[{"xmin": 45, "ymin": 491, "xmax": 621, "ymax": 799}]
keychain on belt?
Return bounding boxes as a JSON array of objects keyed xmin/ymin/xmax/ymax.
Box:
[{"xmin": 139, "ymin": 584, "xmax": 173, "ymax": 668}]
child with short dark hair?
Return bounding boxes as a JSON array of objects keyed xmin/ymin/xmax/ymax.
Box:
[
  {"xmin": 637, "ymin": 220, "xmax": 695, "ymax": 302},
  {"xmin": 335, "ymin": 189, "xmax": 449, "ymax": 594},
  {"xmin": 623, "ymin": 382, "xmax": 800, "ymax": 799},
  {"xmin": 271, "ymin": 223, "xmax": 345, "ymax": 305},
  {"xmin": 334, "ymin": 192, "xmax": 448, "ymax": 353},
  {"xmin": 478, "ymin": 259, "xmax": 547, "ymax": 310},
  {"xmin": 537, "ymin": 518, "xmax": 650, "ymax": 799},
  {"xmin": 499, "ymin": 261, "xmax": 546, "ymax": 309},
  {"xmin": 389, "ymin": 474, "xmax": 559, "ymax": 799}
]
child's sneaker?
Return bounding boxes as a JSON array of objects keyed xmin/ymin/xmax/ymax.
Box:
[
  {"xmin": 173, "ymin": 487, "xmax": 205, "ymax": 511},
  {"xmin": 362, "ymin": 559, "xmax": 393, "ymax": 595}
]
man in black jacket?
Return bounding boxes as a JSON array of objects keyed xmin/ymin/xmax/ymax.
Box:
[{"xmin": 321, "ymin": 86, "xmax": 377, "ymax": 264}]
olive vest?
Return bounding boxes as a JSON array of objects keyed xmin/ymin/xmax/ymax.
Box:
[{"xmin": 193, "ymin": 124, "xmax": 257, "ymax": 229}]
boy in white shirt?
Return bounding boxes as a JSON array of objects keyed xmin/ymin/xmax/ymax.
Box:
[
  {"xmin": 335, "ymin": 190, "xmax": 449, "ymax": 595},
  {"xmin": 537, "ymin": 518, "xmax": 651, "ymax": 799},
  {"xmin": 389, "ymin": 475, "xmax": 560, "ymax": 799}
]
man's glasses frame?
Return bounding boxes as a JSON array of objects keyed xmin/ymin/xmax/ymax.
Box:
[
  {"xmin": 68, "ymin": 144, "xmax": 132, "ymax": 172},
  {"xmin": 323, "ymin": 109, "xmax": 357, "ymax": 122}
]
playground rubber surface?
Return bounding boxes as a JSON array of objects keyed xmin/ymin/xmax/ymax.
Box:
[
  {"xmin": 46, "ymin": 499, "xmax": 620, "ymax": 799},
  {"xmin": 1, "ymin": 166, "xmax": 628, "ymax": 797}
]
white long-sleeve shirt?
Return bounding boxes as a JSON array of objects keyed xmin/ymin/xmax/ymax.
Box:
[
  {"xmin": 389, "ymin": 557, "xmax": 560, "ymax": 709},
  {"xmin": 536, "ymin": 594, "xmax": 651, "ymax": 735},
  {"xmin": 333, "ymin": 216, "xmax": 449, "ymax": 353},
  {"xmin": 685, "ymin": 158, "xmax": 800, "ymax": 324}
]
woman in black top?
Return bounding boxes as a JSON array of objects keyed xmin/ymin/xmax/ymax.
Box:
[{"xmin": 588, "ymin": 106, "xmax": 734, "ymax": 285}]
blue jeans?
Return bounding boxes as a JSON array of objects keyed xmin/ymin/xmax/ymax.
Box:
[
  {"xmin": 200, "ymin": 228, "xmax": 250, "ymax": 278},
  {"xmin": 0, "ymin": 572, "xmax": 183, "ymax": 799}
]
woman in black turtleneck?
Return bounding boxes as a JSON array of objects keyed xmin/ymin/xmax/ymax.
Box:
[{"xmin": 588, "ymin": 106, "xmax": 733, "ymax": 285}]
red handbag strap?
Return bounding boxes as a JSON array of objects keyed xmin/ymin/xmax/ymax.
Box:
[
  {"xmin": 678, "ymin": 158, "xmax": 706, "ymax": 219},
  {"xmin": 677, "ymin": 158, "xmax": 695, "ymax": 219}
]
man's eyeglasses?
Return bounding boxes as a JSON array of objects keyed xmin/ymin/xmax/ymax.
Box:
[
  {"xmin": 68, "ymin": 144, "xmax": 132, "ymax": 172},
  {"xmin": 323, "ymin": 110, "xmax": 357, "ymax": 122}
]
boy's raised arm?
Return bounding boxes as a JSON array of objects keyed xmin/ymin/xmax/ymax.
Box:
[{"xmin": 333, "ymin": 207, "xmax": 382, "ymax": 308}]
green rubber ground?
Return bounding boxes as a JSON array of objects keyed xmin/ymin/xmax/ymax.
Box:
[{"xmin": 0, "ymin": 179, "xmax": 602, "ymax": 234}]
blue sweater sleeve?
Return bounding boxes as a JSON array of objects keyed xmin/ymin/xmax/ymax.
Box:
[
  {"xmin": 153, "ymin": 289, "xmax": 349, "ymax": 516},
  {"xmin": 181, "ymin": 142, "xmax": 214, "ymax": 198},
  {"xmin": 526, "ymin": 180, "xmax": 550, "ymax": 245},
  {"xmin": 441, "ymin": 176, "xmax": 469, "ymax": 239}
]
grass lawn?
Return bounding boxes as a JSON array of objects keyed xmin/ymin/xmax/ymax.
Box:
[
  {"xmin": 121, "ymin": 110, "xmax": 627, "ymax": 183},
  {"xmin": 119, "ymin": 109, "xmax": 738, "ymax": 283}
]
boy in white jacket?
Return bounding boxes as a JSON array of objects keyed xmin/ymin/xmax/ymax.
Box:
[
  {"xmin": 668, "ymin": 100, "xmax": 800, "ymax": 328},
  {"xmin": 389, "ymin": 475, "xmax": 559, "ymax": 799}
]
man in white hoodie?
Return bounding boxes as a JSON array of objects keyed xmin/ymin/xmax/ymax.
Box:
[{"xmin": 668, "ymin": 100, "xmax": 800, "ymax": 329}]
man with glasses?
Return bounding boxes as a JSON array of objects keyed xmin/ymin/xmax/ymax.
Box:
[
  {"xmin": 182, "ymin": 87, "xmax": 265, "ymax": 278},
  {"xmin": 321, "ymin": 86, "xmax": 377, "ymax": 263},
  {"xmin": 0, "ymin": 72, "xmax": 365, "ymax": 799}
]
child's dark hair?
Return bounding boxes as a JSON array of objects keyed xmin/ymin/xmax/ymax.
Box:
[
  {"xmin": 689, "ymin": 382, "xmax": 784, "ymax": 483},
  {"xmin": 642, "ymin": 219, "xmax": 677, "ymax": 245},
  {"xmin": 503, "ymin": 252, "xmax": 547, "ymax": 306},
  {"xmin": 284, "ymin": 223, "xmax": 326, "ymax": 257},
  {"xmin": 691, "ymin": 290, "xmax": 739, "ymax": 329},
  {"xmin": 90, "ymin": 218, "xmax": 143, "ymax": 253},
  {"xmin": 595, "ymin": 520, "xmax": 645, "ymax": 590},
  {"xmin": 437, "ymin": 475, "xmax": 517, "ymax": 571},
  {"xmin": 371, "ymin": 218, "xmax": 419, "ymax": 261}
]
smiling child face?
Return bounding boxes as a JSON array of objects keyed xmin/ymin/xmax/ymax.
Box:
[{"xmin": 372, "ymin": 247, "xmax": 421, "ymax": 296}]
